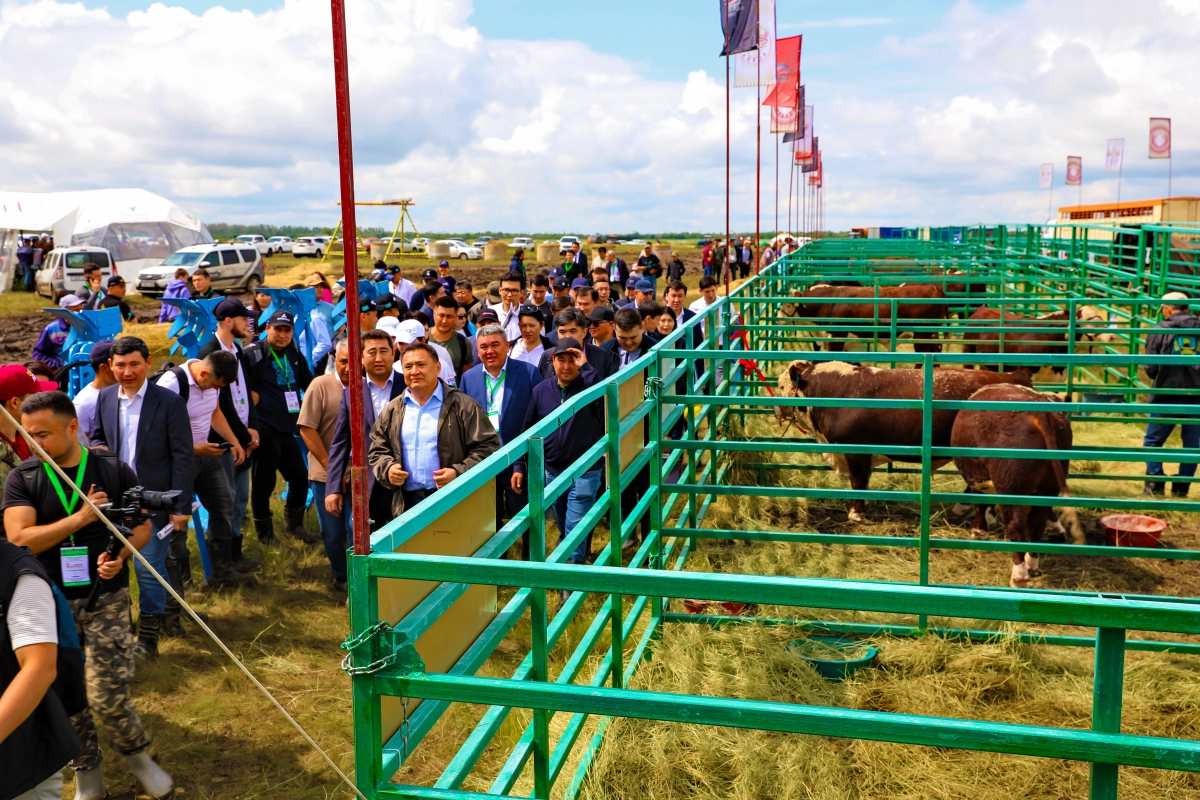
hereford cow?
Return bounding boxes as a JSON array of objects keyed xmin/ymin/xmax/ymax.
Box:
[
  {"xmin": 781, "ymin": 284, "xmax": 951, "ymax": 353},
  {"xmin": 961, "ymin": 306, "xmax": 1107, "ymax": 374},
  {"xmin": 950, "ymin": 383, "xmax": 1083, "ymax": 588},
  {"xmin": 776, "ymin": 362, "xmax": 1033, "ymax": 522}
]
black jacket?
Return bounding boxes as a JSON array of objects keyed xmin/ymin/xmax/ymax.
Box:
[
  {"xmin": 1145, "ymin": 313, "xmax": 1200, "ymax": 400},
  {"xmin": 0, "ymin": 543, "xmax": 80, "ymax": 800},
  {"xmin": 537, "ymin": 343, "xmax": 619, "ymax": 383},
  {"xmin": 198, "ymin": 336, "xmax": 258, "ymax": 449}
]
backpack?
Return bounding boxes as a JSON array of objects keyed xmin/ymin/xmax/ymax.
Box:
[{"xmin": 150, "ymin": 363, "xmax": 190, "ymax": 403}]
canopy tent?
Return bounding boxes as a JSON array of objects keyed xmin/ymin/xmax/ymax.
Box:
[{"xmin": 0, "ymin": 188, "xmax": 213, "ymax": 291}]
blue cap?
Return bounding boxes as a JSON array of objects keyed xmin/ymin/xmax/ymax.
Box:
[
  {"xmin": 634, "ymin": 279, "xmax": 654, "ymax": 293},
  {"xmin": 89, "ymin": 340, "xmax": 113, "ymax": 366},
  {"xmin": 439, "ymin": 260, "xmax": 450, "ymax": 268},
  {"xmin": 571, "ymin": 277, "xmax": 590, "ymax": 289}
]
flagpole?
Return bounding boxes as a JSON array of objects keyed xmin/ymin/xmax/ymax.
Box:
[
  {"xmin": 754, "ymin": 0, "xmax": 761, "ymax": 275},
  {"xmin": 724, "ymin": 0, "xmax": 730, "ymax": 297},
  {"xmin": 1117, "ymin": 160, "xmax": 1123, "ymax": 205},
  {"xmin": 787, "ymin": 149, "xmax": 794, "ymax": 236}
]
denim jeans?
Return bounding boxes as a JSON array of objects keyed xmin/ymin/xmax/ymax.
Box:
[
  {"xmin": 219, "ymin": 450, "xmax": 251, "ymax": 540},
  {"xmin": 1144, "ymin": 415, "xmax": 1200, "ymax": 477},
  {"xmin": 135, "ymin": 518, "xmax": 171, "ymax": 615},
  {"xmin": 311, "ymin": 480, "xmax": 348, "ymax": 579},
  {"xmin": 546, "ymin": 467, "xmax": 603, "ymax": 564}
]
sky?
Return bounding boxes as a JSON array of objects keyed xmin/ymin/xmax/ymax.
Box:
[{"xmin": 0, "ymin": 0, "xmax": 1195, "ymax": 233}]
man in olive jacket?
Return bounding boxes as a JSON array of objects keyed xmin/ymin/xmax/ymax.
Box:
[{"xmin": 368, "ymin": 342, "xmax": 500, "ymax": 517}]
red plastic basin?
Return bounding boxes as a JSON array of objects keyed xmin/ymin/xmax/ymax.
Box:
[{"xmin": 1101, "ymin": 514, "xmax": 1167, "ymax": 548}]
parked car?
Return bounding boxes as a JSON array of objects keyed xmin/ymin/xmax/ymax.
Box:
[
  {"xmin": 293, "ymin": 235, "xmax": 332, "ymax": 258},
  {"xmin": 136, "ymin": 244, "xmax": 264, "ymax": 296},
  {"xmin": 35, "ymin": 246, "xmax": 116, "ymax": 300},
  {"xmin": 620, "ymin": 239, "xmax": 648, "ymax": 247},
  {"xmin": 472, "ymin": 237, "xmax": 497, "ymax": 248},
  {"xmin": 509, "ymin": 237, "xmax": 535, "ymax": 250},
  {"xmin": 558, "ymin": 235, "xmax": 581, "ymax": 255},
  {"xmin": 234, "ymin": 234, "xmax": 272, "ymax": 255},
  {"xmin": 435, "ymin": 240, "xmax": 483, "ymax": 260},
  {"xmin": 266, "ymin": 236, "xmax": 294, "ymax": 255},
  {"xmin": 411, "ymin": 237, "xmax": 432, "ymax": 250},
  {"xmin": 696, "ymin": 238, "xmax": 713, "ymax": 247}
]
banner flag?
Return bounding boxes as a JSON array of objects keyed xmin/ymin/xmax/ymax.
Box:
[
  {"xmin": 1039, "ymin": 163, "xmax": 1053, "ymax": 189},
  {"xmin": 1149, "ymin": 117, "xmax": 1171, "ymax": 159},
  {"xmin": 1104, "ymin": 139, "xmax": 1124, "ymax": 173},
  {"xmin": 733, "ymin": 0, "xmax": 775, "ymax": 86},
  {"xmin": 1065, "ymin": 156, "xmax": 1082, "ymax": 186},
  {"xmin": 808, "ymin": 152, "xmax": 823, "ymax": 185},
  {"xmin": 771, "ymin": 102, "xmax": 800, "ymax": 134},
  {"xmin": 719, "ymin": 0, "xmax": 760, "ymax": 56},
  {"xmin": 762, "ymin": 35, "xmax": 801, "ymax": 105},
  {"xmin": 798, "ymin": 135, "xmax": 818, "ymax": 168}
]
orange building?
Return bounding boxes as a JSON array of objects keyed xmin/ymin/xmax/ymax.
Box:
[{"xmin": 1057, "ymin": 197, "xmax": 1200, "ymax": 225}]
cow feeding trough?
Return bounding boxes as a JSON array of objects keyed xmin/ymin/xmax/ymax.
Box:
[{"xmin": 344, "ymin": 222, "xmax": 1200, "ymax": 800}]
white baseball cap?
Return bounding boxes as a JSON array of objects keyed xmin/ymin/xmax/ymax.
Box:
[
  {"xmin": 376, "ymin": 316, "xmax": 404, "ymax": 339},
  {"xmin": 1162, "ymin": 291, "xmax": 1189, "ymax": 303},
  {"xmin": 395, "ymin": 319, "xmax": 426, "ymax": 345},
  {"xmin": 59, "ymin": 294, "xmax": 84, "ymax": 308}
]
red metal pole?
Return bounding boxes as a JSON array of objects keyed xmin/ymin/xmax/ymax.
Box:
[{"xmin": 329, "ymin": 0, "xmax": 368, "ymax": 556}]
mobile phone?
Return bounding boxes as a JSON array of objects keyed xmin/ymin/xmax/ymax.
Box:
[{"xmin": 217, "ymin": 441, "xmax": 234, "ymax": 451}]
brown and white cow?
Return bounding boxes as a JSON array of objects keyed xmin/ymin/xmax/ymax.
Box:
[
  {"xmin": 961, "ymin": 306, "xmax": 1108, "ymax": 374},
  {"xmin": 776, "ymin": 362, "xmax": 1033, "ymax": 522},
  {"xmin": 782, "ymin": 284, "xmax": 950, "ymax": 353},
  {"xmin": 950, "ymin": 383, "xmax": 1084, "ymax": 588}
]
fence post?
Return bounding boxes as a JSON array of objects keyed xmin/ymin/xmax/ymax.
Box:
[
  {"xmin": 526, "ymin": 437, "xmax": 551, "ymax": 797},
  {"xmin": 1090, "ymin": 626, "xmax": 1126, "ymax": 800},
  {"xmin": 919, "ymin": 353, "xmax": 933, "ymax": 632},
  {"xmin": 648, "ymin": 354, "xmax": 665, "ymax": 633},
  {"xmin": 349, "ymin": 554, "xmax": 382, "ymax": 798},
  {"xmin": 605, "ymin": 382, "xmax": 625, "ymax": 689}
]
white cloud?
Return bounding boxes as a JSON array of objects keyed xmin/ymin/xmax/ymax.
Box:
[
  {"xmin": 0, "ymin": 0, "xmax": 1197, "ymax": 233},
  {"xmin": 780, "ymin": 17, "xmax": 894, "ymax": 30}
]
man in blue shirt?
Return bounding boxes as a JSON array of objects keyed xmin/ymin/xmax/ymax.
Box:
[
  {"xmin": 511, "ymin": 337, "xmax": 604, "ymax": 571},
  {"xmin": 368, "ymin": 343, "xmax": 500, "ymax": 516}
]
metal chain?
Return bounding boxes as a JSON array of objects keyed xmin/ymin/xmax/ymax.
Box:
[
  {"xmin": 341, "ymin": 620, "xmax": 391, "ymax": 653},
  {"xmin": 644, "ymin": 375, "xmax": 664, "ymax": 399},
  {"xmin": 401, "ymin": 695, "xmax": 411, "ymax": 761}
]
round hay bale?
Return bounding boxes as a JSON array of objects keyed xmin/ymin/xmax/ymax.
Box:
[
  {"xmin": 427, "ymin": 241, "xmax": 452, "ymax": 260},
  {"xmin": 535, "ymin": 243, "xmax": 558, "ymax": 263},
  {"xmin": 656, "ymin": 244, "xmax": 672, "ymax": 259},
  {"xmin": 369, "ymin": 242, "xmax": 389, "ymax": 261},
  {"xmin": 484, "ymin": 241, "xmax": 509, "ymax": 261}
]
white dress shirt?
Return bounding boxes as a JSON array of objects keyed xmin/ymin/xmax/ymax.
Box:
[
  {"xmin": 156, "ymin": 360, "xmax": 220, "ymax": 446},
  {"xmin": 117, "ymin": 379, "xmax": 149, "ymax": 468},
  {"xmin": 489, "ymin": 302, "xmax": 523, "ymax": 342},
  {"xmin": 368, "ymin": 375, "xmax": 394, "ymax": 419},
  {"xmin": 510, "ymin": 339, "xmax": 544, "ymax": 367},
  {"xmin": 217, "ymin": 337, "xmax": 251, "ymax": 426},
  {"xmin": 72, "ymin": 382, "xmax": 101, "ymax": 443}
]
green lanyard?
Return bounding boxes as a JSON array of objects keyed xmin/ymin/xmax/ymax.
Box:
[
  {"xmin": 484, "ymin": 369, "xmax": 505, "ymax": 412},
  {"xmin": 44, "ymin": 447, "xmax": 89, "ymax": 517},
  {"xmin": 270, "ymin": 348, "xmax": 294, "ymax": 389}
]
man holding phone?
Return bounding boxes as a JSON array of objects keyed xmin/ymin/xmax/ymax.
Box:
[{"xmin": 153, "ymin": 351, "xmax": 252, "ymax": 644}]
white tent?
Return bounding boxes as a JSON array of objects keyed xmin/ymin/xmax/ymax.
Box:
[{"xmin": 0, "ymin": 188, "xmax": 213, "ymax": 291}]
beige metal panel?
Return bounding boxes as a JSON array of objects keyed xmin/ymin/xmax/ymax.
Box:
[
  {"xmin": 377, "ymin": 479, "xmax": 498, "ymax": 740},
  {"xmin": 608, "ymin": 374, "xmax": 646, "ymax": 471}
]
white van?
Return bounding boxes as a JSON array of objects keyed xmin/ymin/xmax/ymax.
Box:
[{"xmin": 35, "ymin": 246, "xmax": 116, "ymax": 300}]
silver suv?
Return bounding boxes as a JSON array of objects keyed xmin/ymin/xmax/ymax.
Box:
[{"xmin": 136, "ymin": 244, "xmax": 264, "ymax": 297}]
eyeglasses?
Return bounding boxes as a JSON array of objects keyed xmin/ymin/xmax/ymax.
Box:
[{"xmin": 500, "ymin": 287, "xmax": 521, "ymax": 295}]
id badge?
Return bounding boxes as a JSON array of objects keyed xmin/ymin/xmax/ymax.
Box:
[
  {"xmin": 61, "ymin": 546, "xmax": 91, "ymax": 587},
  {"xmin": 285, "ymin": 391, "xmax": 301, "ymax": 412},
  {"xmin": 487, "ymin": 410, "xmax": 500, "ymax": 429}
]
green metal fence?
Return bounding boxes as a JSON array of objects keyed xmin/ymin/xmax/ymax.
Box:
[{"xmin": 345, "ymin": 222, "xmax": 1200, "ymax": 800}]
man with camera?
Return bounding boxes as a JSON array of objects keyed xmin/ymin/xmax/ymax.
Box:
[{"xmin": 3, "ymin": 391, "xmax": 174, "ymax": 800}]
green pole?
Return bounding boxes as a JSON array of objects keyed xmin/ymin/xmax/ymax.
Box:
[
  {"xmin": 606, "ymin": 383, "xmax": 625, "ymax": 689},
  {"xmin": 919, "ymin": 353, "xmax": 933, "ymax": 631},
  {"xmin": 648, "ymin": 354, "xmax": 665, "ymax": 633},
  {"xmin": 349, "ymin": 553, "xmax": 382, "ymax": 798},
  {"xmin": 527, "ymin": 438, "xmax": 551, "ymax": 797},
  {"xmin": 1090, "ymin": 627, "xmax": 1126, "ymax": 800}
]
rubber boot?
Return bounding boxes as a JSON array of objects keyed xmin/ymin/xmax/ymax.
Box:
[
  {"xmin": 125, "ymin": 752, "xmax": 174, "ymax": 799},
  {"xmin": 1144, "ymin": 481, "xmax": 1165, "ymax": 497},
  {"xmin": 254, "ymin": 516, "xmax": 277, "ymax": 546},
  {"xmin": 283, "ymin": 506, "xmax": 321, "ymax": 544},
  {"xmin": 73, "ymin": 767, "xmax": 108, "ymax": 800},
  {"xmin": 205, "ymin": 538, "xmax": 257, "ymax": 589},
  {"xmin": 230, "ymin": 534, "xmax": 261, "ymax": 573},
  {"xmin": 161, "ymin": 598, "xmax": 184, "ymax": 639},
  {"xmin": 1172, "ymin": 482, "xmax": 1191, "ymax": 498},
  {"xmin": 132, "ymin": 614, "xmax": 161, "ymax": 662}
]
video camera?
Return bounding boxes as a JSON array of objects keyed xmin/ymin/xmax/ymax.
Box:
[{"xmin": 86, "ymin": 486, "xmax": 182, "ymax": 611}]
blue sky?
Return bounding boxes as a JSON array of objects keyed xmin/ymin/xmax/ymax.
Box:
[{"xmin": 1, "ymin": 0, "xmax": 1194, "ymax": 231}]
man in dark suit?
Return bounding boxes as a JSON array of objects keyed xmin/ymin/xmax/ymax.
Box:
[
  {"xmin": 326, "ymin": 329, "xmax": 406, "ymax": 535},
  {"xmin": 461, "ymin": 322, "xmax": 544, "ymax": 530},
  {"xmin": 603, "ymin": 250, "xmax": 630, "ymax": 299},
  {"xmin": 537, "ymin": 308, "xmax": 619, "ymax": 382},
  {"xmin": 663, "ymin": 280, "xmax": 701, "ymax": 437},
  {"xmin": 89, "ymin": 336, "xmax": 194, "ymax": 656},
  {"xmin": 565, "ymin": 242, "xmax": 589, "ymax": 282}
]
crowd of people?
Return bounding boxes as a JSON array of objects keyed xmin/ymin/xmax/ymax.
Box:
[
  {"xmin": 0, "ymin": 248, "xmax": 720, "ymax": 800},
  {"xmin": 4, "ymin": 242, "xmax": 1197, "ymax": 800}
]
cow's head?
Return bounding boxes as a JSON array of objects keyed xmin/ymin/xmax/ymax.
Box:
[
  {"xmin": 779, "ymin": 288, "xmax": 803, "ymax": 318},
  {"xmin": 775, "ymin": 360, "xmax": 817, "ymax": 429}
]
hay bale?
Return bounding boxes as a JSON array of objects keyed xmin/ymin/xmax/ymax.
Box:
[
  {"xmin": 484, "ymin": 241, "xmax": 509, "ymax": 260},
  {"xmin": 536, "ymin": 243, "xmax": 559, "ymax": 263},
  {"xmin": 427, "ymin": 242, "xmax": 452, "ymax": 260}
]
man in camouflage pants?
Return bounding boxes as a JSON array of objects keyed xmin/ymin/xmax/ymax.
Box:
[{"xmin": 2, "ymin": 391, "xmax": 174, "ymax": 799}]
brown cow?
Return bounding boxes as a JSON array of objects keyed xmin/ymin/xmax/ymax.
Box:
[
  {"xmin": 777, "ymin": 362, "xmax": 1033, "ymax": 522},
  {"xmin": 961, "ymin": 306, "xmax": 1107, "ymax": 374},
  {"xmin": 783, "ymin": 284, "xmax": 950, "ymax": 353},
  {"xmin": 950, "ymin": 383, "xmax": 1083, "ymax": 587}
]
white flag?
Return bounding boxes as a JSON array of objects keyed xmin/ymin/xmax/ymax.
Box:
[
  {"xmin": 1039, "ymin": 163, "xmax": 1053, "ymax": 189},
  {"xmin": 733, "ymin": 0, "xmax": 776, "ymax": 87},
  {"xmin": 1104, "ymin": 139, "xmax": 1124, "ymax": 173}
]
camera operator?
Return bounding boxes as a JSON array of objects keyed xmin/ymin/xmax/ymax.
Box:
[{"xmin": 2, "ymin": 391, "xmax": 173, "ymax": 800}]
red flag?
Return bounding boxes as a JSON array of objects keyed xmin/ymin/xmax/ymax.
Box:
[
  {"xmin": 1066, "ymin": 156, "xmax": 1082, "ymax": 186},
  {"xmin": 1149, "ymin": 117, "xmax": 1171, "ymax": 159},
  {"xmin": 797, "ymin": 135, "xmax": 818, "ymax": 168},
  {"xmin": 762, "ymin": 35, "xmax": 801, "ymax": 107}
]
